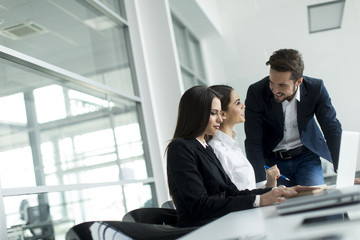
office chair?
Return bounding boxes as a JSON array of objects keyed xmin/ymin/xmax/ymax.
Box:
[
  {"xmin": 23, "ymin": 203, "xmax": 55, "ymax": 240},
  {"xmin": 122, "ymin": 207, "xmax": 178, "ymax": 226},
  {"xmin": 66, "ymin": 220, "xmax": 197, "ymax": 240},
  {"xmin": 161, "ymin": 200, "xmax": 176, "ymax": 209},
  {"xmin": 66, "ymin": 221, "xmax": 95, "ymax": 240}
]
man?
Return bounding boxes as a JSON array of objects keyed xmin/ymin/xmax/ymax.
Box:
[{"xmin": 244, "ymin": 49, "xmax": 342, "ymax": 187}]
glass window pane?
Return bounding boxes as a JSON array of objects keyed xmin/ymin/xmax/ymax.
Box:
[
  {"xmin": 181, "ymin": 69, "xmax": 197, "ymax": 91},
  {"xmin": 0, "ymin": 93, "xmax": 27, "ymax": 124},
  {"xmin": 0, "ymin": 57, "xmax": 149, "ymax": 188},
  {"xmin": 0, "ymin": 0, "xmax": 134, "ymax": 95},
  {"xmin": 124, "ymin": 183, "xmax": 154, "ymax": 211},
  {"xmin": 172, "ymin": 19, "xmax": 191, "ymax": 68},
  {"xmin": 172, "ymin": 15, "xmax": 207, "ymax": 89},
  {"xmin": 5, "ymin": 187, "xmax": 132, "ymax": 239},
  {"xmin": 1, "ymin": 60, "xmax": 156, "ymax": 238},
  {"xmin": 0, "ymin": 147, "xmax": 35, "ymax": 188},
  {"xmin": 39, "ymin": 98, "xmax": 146, "ymax": 185},
  {"xmin": 99, "ymin": 0, "xmax": 126, "ymax": 18},
  {"xmin": 34, "ymin": 85, "xmax": 67, "ymax": 123},
  {"xmin": 189, "ymin": 36, "xmax": 206, "ymax": 79}
]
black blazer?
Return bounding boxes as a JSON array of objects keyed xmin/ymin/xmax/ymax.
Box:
[
  {"xmin": 245, "ymin": 76, "xmax": 342, "ymax": 182},
  {"xmin": 167, "ymin": 138, "xmax": 270, "ymax": 228}
]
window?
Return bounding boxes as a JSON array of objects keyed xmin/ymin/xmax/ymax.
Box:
[
  {"xmin": 172, "ymin": 15, "xmax": 207, "ymax": 90},
  {"xmin": 0, "ymin": 1, "xmax": 156, "ymax": 239}
]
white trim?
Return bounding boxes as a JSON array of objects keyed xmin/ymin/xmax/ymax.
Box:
[
  {"xmin": 0, "ymin": 45, "xmax": 141, "ymax": 103},
  {"xmin": 83, "ymin": 0, "xmax": 128, "ymax": 27},
  {"xmin": 0, "ymin": 178, "xmax": 8, "ymax": 240},
  {"xmin": 2, "ymin": 178, "xmax": 155, "ymax": 197}
]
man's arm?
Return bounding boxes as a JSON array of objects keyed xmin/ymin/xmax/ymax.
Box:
[
  {"xmin": 244, "ymin": 85, "xmax": 267, "ymax": 182},
  {"xmin": 314, "ymin": 80, "xmax": 342, "ymax": 171}
]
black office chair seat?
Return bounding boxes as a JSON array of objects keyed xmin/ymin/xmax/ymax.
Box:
[
  {"xmin": 66, "ymin": 221, "xmax": 197, "ymax": 240},
  {"xmin": 122, "ymin": 207, "xmax": 178, "ymax": 226}
]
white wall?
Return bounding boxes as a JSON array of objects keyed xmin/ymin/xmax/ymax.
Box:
[
  {"xmin": 214, "ymin": 0, "xmax": 360, "ymax": 132},
  {"xmin": 171, "ymin": 0, "xmax": 360, "ymax": 170},
  {"xmin": 218, "ymin": 0, "xmax": 360, "ymax": 169}
]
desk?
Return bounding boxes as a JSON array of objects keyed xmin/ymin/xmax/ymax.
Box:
[{"xmin": 180, "ymin": 198, "xmax": 360, "ymax": 240}]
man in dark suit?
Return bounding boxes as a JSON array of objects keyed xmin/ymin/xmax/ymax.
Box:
[{"xmin": 244, "ymin": 49, "xmax": 342, "ymax": 187}]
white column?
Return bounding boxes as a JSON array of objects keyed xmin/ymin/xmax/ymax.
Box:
[
  {"xmin": 125, "ymin": 0, "xmax": 183, "ymax": 205},
  {"xmin": 0, "ymin": 177, "xmax": 8, "ymax": 240}
]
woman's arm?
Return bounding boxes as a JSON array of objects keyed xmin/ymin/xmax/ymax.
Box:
[{"xmin": 167, "ymin": 140, "xmax": 259, "ymax": 221}]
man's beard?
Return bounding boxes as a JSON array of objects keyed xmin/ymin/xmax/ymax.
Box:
[{"xmin": 274, "ymin": 85, "xmax": 297, "ymax": 103}]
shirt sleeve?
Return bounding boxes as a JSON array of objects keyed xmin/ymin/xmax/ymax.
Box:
[
  {"xmin": 210, "ymin": 138, "xmax": 256, "ymax": 190},
  {"xmin": 253, "ymin": 195, "xmax": 261, "ymax": 207},
  {"xmin": 255, "ymin": 180, "xmax": 267, "ymax": 189}
]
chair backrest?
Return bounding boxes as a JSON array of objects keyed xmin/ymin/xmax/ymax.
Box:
[
  {"xmin": 27, "ymin": 204, "xmax": 51, "ymax": 224},
  {"xmin": 161, "ymin": 200, "xmax": 176, "ymax": 209},
  {"xmin": 122, "ymin": 207, "xmax": 178, "ymax": 226},
  {"xmin": 66, "ymin": 221, "xmax": 95, "ymax": 240}
]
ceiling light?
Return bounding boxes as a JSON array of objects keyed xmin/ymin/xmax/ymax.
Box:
[
  {"xmin": 308, "ymin": 0, "xmax": 345, "ymax": 34},
  {"xmin": 84, "ymin": 16, "xmax": 117, "ymax": 31},
  {"xmin": 0, "ymin": 21, "xmax": 48, "ymax": 40}
]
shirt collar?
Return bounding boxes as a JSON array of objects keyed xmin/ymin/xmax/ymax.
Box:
[
  {"xmin": 196, "ymin": 138, "xmax": 208, "ymax": 148},
  {"xmin": 295, "ymin": 84, "xmax": 301, "ymax": 102},
  {"xmin": 214, "ymin": 130, "xmax": 237, "ymax": 146},
  {"xmin": 282, "ymin": 83, "xmax": 301, "ymax": 108}
]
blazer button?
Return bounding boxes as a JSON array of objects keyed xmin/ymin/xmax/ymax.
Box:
[{"xmin": 220, "ymin": 192, "xmax": 226, "ymax": 198}]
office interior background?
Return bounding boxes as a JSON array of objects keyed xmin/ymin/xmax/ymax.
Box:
[{"xmin": 0, "ymin": 0, "xmax": 359, "ymax": 239}]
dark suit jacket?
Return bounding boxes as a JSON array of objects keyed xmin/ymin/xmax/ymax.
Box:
[
  {"xmin": 244, "ymin": 76, "xmax": 342, "ymax": 182},
  {"xmin": 167, "ymin": 138, "xmax": 270, "ymax": 228}
]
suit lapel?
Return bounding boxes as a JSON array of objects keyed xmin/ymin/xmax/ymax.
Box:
[
  {"xmin": 267, "ymin": 86, "xmax": 284, "ymax": 131},
  {"xmin": 297, "ymin": 83, "xmax": 307, "ymax": 133},
  {"xmin": 271, "ymin": 98, "xmax": 284, "ymax": 129},
  {"xmin": 196, "ymin": 142, "xmax": 218, "ymax": 165},
  {"xmin": 206, "ymin": 145, "xmax": 230, "ymax": 179},
  {"xmin": 194, "ymin": 141, "xmax": 228, "ymax": 177}
]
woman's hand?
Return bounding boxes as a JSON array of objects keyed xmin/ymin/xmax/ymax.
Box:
[
  {"xmin": 288, "ymin": 185, "xmax": 320, "ymax": 193},
  {"xmin": 355, "ymin": 178, "xmax": 360, "ymax": 185},
  {"xmin": 259, "ymin": 185, "xmax": 321, "ymax": 206},
  {"xmin": 259, "ymin": 187, "xmax": 297, "ymax": 206},
  {"xmin": 265, "ymin": 165, "xmax": 280, "ymax": 188}
]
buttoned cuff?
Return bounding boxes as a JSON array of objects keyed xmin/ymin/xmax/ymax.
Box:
[{"xmin": 253, "ymin": 195, "xmax": 260, "ymax": 207}]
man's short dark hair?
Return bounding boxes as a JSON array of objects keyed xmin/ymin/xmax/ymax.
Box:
[{"xmin": 266, "ymin": 49, "xmax": 304, "ymax": 80}]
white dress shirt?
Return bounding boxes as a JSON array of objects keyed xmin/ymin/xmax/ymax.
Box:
[
  {"xmin": 273, "ymin": 86, "xmax": 303, "ymax": 152},
  {"xmin": 209, "ymin": 130, "xmax": 259, "ymax": 190}
]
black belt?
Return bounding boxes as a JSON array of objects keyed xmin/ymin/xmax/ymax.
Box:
[{"xmin": 276, "ymin": 146, "xmax": 306, "ymax": 160}]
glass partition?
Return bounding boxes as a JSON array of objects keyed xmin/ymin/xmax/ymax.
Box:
[
  {"xmin": 5, "ymin": 183, "xmax": 154, "ymax": 239},
  {"xmin": 0, "ymin": 1, "xmax": 157, "ymax": 239},
  {"xmin": 172, "ymin": 15, "xmax": 207, "ymax": 90},
  {"xmin": 0, "ymin": 0, "xmax": 134, "ymax": 95}
]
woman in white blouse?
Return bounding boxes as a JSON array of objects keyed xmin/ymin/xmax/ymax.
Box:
[{"xmin": 209, "ymin": 85, "xmax": 280, "ymax": 190}]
